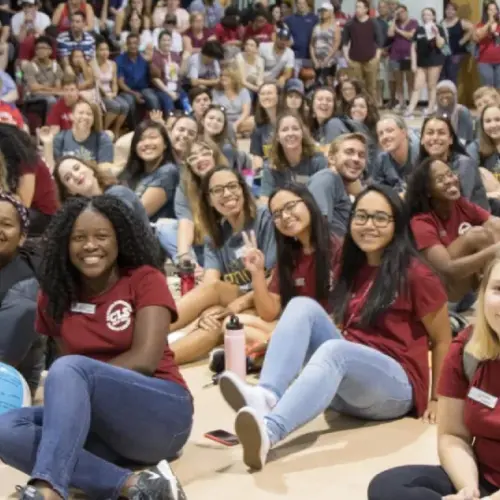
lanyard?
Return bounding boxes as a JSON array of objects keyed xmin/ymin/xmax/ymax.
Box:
[{"xmin": 341, "ymin": 281, "xmax": 373, "ymax": 334}]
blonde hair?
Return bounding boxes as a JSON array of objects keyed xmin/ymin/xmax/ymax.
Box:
[
  {"xmin": 183, "ymin": 138, "xmax": 228, "ymax": 244},
  {"xmin": 466, "ymin": 257, "xmax": 500, "ymax": 360},
  {"xmin": 327, "ymin": 132, "xmax": 367, "ymax": 157},
  {"xmin": 73, "ymin": 99, "xmax": 103, "ymax": 133},
  {"xmin": 269, "ymin": 111, "xmax": 318, "ymax": 171},
  {"xmin": 221, "ymin": 64, "xmax": 243, "ymax": 94},
  {"xmin": 479, "ymin": 104, "xmax": 500, "ymax": 158},
  {"xmin": 473, "ymin": 86, "xmax": 499, "ymax": 104}
]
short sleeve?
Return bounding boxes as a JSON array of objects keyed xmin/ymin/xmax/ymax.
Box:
[
  {"xmin": 285, "ymin": 49, "xmax": 295, "ymax": 69},
  {"xmin": 148, "ymin": 164, "xmax": 179, "ymax": 200},
  {"xmin": 240, "ymin": 88, "xmax": 251, "ymax": 106},
  {"xmin": 174, "ymin": 184, "xmax": 193, "ymax": 220},
  {"xmin": 437, "ymin": 329, "xmax": 471, "ymax": 399},
  {"xmin": 46, "ymin": 101, "xmax": 61, "ymax": 127},
  {"xmin": 409, "ymin": 261, "xmax": 447, "ymax": 319},
  {"xmin": 22, "ymin": 63, "xmax": 37, "ymax": 86},
  {"xmin": 187, "ymin": 55, "xmax": 199, "ymax": 79},
  {"xmin": 35, "ymin": 292, "xmax": 61, "ymax": 337},
  {"xmin": 260, "ymin": 162, "xmax": 276, "ymax": 197},
  {"xmin": 96, "ymin": 132, "xmax": 114, "ymax": 163},
  {"xmin": 461, "ymin": 197, "xmax": 491, "ymax": 226},
  {"xmin": 116, "ymin": 56, "xmax": 125, "ymax": 79},
  {"xmin": 255, "ymin": 207, "xmax": 277, "ymax": 270},
  {"xmin": 311, "ymin": 153, "xmax": 328, "ymax": 173},
  {"xmin": 203, "ymin": 240, "xmax": 222, "ymax": 271},
  {"xmin": 52, "ymin": 131, "xmax": 64, "ymax": 161},
  {"xmin": 132, "ymin": 265, "xmax": 178, "ymax": 323},
  {"xmin": 324, "ymin": 118, "xmax": 348, "ymax": 143},
  {"xmin": 410, "ymin": 215, "xmax": 442, "ymax": 250}
]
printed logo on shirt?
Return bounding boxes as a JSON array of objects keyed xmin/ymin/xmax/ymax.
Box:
[
  {"xmin": 295, "ymin": 277, "xmax": 305, "ymax": 287},
  {"xmin": 458, "ymin": 222, "xmax": 472, "ymax": 236},
  {"xmin": 106, "ymin": 300, "xmax": 133, "ymax": 331}
]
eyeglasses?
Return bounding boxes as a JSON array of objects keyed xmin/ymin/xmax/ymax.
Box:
[
  {"xmin": 352, "ymin": 210, "xmax": 394, "ymax": 228},
  {"xmin": 187, "ymin": 149, "xmax": 213, "ymax": 164},
  {"xmin": 209, "ymin": 181, "xmax": 241, "ymax": 197},
  {"xmin": 271, "ymin": 199, "xmax": 304, "ymax": 222}
]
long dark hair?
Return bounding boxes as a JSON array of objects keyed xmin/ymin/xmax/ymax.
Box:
[
  {"xmin": 120, "ymin": 120, "xmax": 175, "ymax": 189},
  {"xmin": 39, "ymin": 195, "xmax": 163, "ymax": 323},
  {"xmin": 0, "ymin": 124, "xmax": 38, "ymax": 192},
  {"xmin": 331, "ymin": 184, "xmax": 419, "ymax": 327},
  {"xmin": 268, "ymin": 184, "xmax": 333, "ymax": 309},
  {"xmin": 417, "ymin": 114, "xmax": 468, "ymax": 162},
  {"xmin": 199, "ymin": 166, "xmax": 256, "ymax": 248},
  {"xmin": 308, "ymin": 86, "xmax": 336, "ymax": 138}
]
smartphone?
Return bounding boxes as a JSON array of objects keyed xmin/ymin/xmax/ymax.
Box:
[{"xmin": 204, "ymin": 429, "xmax": 240, "ymax": 446}]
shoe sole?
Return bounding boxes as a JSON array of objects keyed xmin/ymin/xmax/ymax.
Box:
[
  {"xmin": 235, "ymin": 410, "xmax": 264, "ymax": 470},
  {"xmin": 219, "ymin": 374, "xmax": 247, "ymax": 412}
]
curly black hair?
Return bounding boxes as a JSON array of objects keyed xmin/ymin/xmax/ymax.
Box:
[{"xmin": 40, "ymin": 195, "xmax": 164, "ymax": 323}]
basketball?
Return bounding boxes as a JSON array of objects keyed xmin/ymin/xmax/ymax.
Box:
[{"xmin": 0, "ymin": 363, "xmax": 31, "ymax": 415}]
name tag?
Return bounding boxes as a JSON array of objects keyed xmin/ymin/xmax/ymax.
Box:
[
  {"xmin": 235, "ymin": 247, "xmax": 246, "ymax": 259},
  {"xmin": 468, "ymin": 387, "xmax": 498, "ymax": 409},
  {"xmin": 295, "ymin": 277, "xmax": 305, "ymax": 287},
  {"xmin": 294, "ymin": 175, "xmax": 309, "ymax": 184},
  {"xmin": 71, "ymin": 302, "xmax": 96, "ymax": 315}
]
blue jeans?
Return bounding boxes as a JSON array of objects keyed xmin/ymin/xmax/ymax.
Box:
[
  {"xmin": 155, "ymin": 89, "xmax": 190, "ymax": 114},
  {"xmin": 0, "ymin": 355, "xmax": 193, "ymax": 500},
  {"xmin": 478, "ymin": 62, "xmax": 500, "ymax": 87},
  {"xmin": 440, "ymin": 54, "xmax": 465, "ymax": 84},
  {"xmin": 259, "ymin": 297, "xmax": 414, "ymax": 445},
  {"xmin": 119, "ymin": 89, "xmax": 160, "ymax": 126},
  {"xmin": 156, "ymin": 219, "xmax": 204, "ymax": 265}
]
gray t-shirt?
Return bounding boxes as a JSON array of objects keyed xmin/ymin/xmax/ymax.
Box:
[
  {"xmin": 259, "ymin": 42, "xmax": 295, "ymax": 80},
  {"xmin": 174, "ymin": 183, "xmax": 192, "ymax": 220},
  {"xmin": 308, "ymin": 168, "xmax": 352, "ymax": 237},
  {"xmin": 134, "ymin": 163, "xmax": 180, "ymax": 222},
  {"xmin": 212, "ymin": 88, "xmax": 251, "ymax": 125},
  {"xmin": 204, "ymin": 205, "xmax": 276, "ymax": 291},
  {"xmin": 311, "ymin": 23, "xmax": 336, "ymax": 64},
  {"xmin": 187, "ymin": 53, "xmax": 220, "ymax": 81},
  {"xmin": 53, "ymin": 130, "xmax": 114, "ymax": 163},
  {"xmin": 105, "ymin": 185, "xmax": 150, "ymax": 227},
  {"xmin": 261, "ymin": 152, "xmax": 328, "ymax": 197}
]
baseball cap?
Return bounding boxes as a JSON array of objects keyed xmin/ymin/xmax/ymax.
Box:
[
  {"xmin": 276, "ymin": 26, "xmax": 292, "ymax": 40},
  {"xmin": 285, "ymin": 78, "xmax": 305, "ymax": 96},
  {"xmin": 319, "ymin": 2, "xmax": 334, "ymax": 10},
  {"xmin": 21, "ymin": 0, "xmax": 36, "ymax": 4}
]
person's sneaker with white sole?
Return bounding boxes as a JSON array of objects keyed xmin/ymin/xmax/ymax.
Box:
[
  {"xmin": 219, "ymin": 370, "xmax": 276, "ymax": 416},
  {"xmin": 235, "ymin": 406, "xmax": 271, "ymax": 470},
  {"xmin": 128, "ymin": 460, "xmax": 187, "ymax": 500},
  {"xmin": 16, "ymin": 485, "xmax": 44, "ymax": 500}
]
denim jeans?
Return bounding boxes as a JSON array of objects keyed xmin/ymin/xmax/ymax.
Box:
[
  {"xmin": 119, "ymin": 89, "xmax": 161, "ymax": 126},
  {"xmin": 440, "ymin": 54, "xmax": 465, "ymax": 84},
  {"xmin": 156, "ymin": 219, "xmax": 204, "ymax": 265},
  {"xmin": 0, "ymin": 355, "xmax": 193, "ymax": 500},
  {"xmin": 155, "ymin": 89, "xmax": 190, "ymax": 114},
  {"xmin": 478, "ymin": 62, "xmax": 500, "ymax": 87},
  {"xmin": 259, "ymin": 297, "xmax": 414, "ymax": 445}
]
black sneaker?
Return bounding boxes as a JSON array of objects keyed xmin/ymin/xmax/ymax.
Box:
[
  {"xmin": 16, "ymin": 486, "xmax": 44, "ymax": 500},
  {"xmin": 128, "ymin": 460, "xmax": 187, "ymax": 500}
]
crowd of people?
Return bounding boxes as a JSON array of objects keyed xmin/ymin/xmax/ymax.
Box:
[{"xmin": 0, "ymin": 0, "xmax": 499, "ymax": 499}]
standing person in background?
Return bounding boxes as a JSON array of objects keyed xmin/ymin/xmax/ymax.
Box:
[
  {"xmin": 342, "ymin": 0, "xmax": 383, "ymax": 101},
  {"xmin": 11, "ymin": 0, "xmax": 51, "ymax": 44},
  {"xmin": 284, "ymin": 0, "xmax": 318, "ymax": 75},
  {"xmin": 440, "ymin": 1, "xmax": 473, "ymax": 84},
  {"xmin": 310, "ymin": 2, "xmax": 340, "ymax": 86},
  {"xmin": 189, "ymin": 0, "xmax": 224, "ymax": 29},
  {"xmin": 52, "ymin": 0, "xmax": 95, "ymax": 33},
  {"xmin": 376, "ymin": 0, "xmax": 395, "ymax": 108},
  {"xmin": 387, "ymin": 4, "xmax": 418, "ymax": 112},
  {"xmin": 474, "ymin": 0, "xmax": 500, "ymax": 88}
]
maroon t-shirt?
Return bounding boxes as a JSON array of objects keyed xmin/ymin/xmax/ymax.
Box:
[
  {"xmin": 184, "ymin": 27, "xmax": 214, "ymax": 50},
  {"xmin": 244, "ymin": 23, "xmax": 274, "ymax": 43},
  {"xmin": 411, "ymin": 197, "xmax": 490, "ymax": 250},
  {"xmin": 21, "ymin": 157, "xmax": 59, "ymax": 215},
  {"xmin": 343, "ymin": 259, "xmax": 447, "ymax": 417},
  {"xmin": 438, "ymin": 328, "xmax": 500, "ymax": 488},
  {"xmin": 46, "ymin": 98, "xmax": 73, "ymax": 130},
  {"xmin": 36, "ymin": 265, "xmax": 189, "ymax": 391}
]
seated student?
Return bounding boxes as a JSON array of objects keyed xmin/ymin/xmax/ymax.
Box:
[
  {"xmin": 281, "ymin": 78, "xmax": 308, "ymax": 122},
  {"xmin": 466, "ymin": 104, "xmax": 500, "ymax": 212},
  {"xmin": 368, "ymin": 256, "xmax": 500, "ymax": 500},
  {"xmin": 119, "ymin": 120, "xmax": 179, "ymax": 222},
  {"xmin": 167, "ymin": 167, "xmax": 277, "ymax": 365},
  {"xmin": 259, "ymin": 26, "xmax": 295, "ymax": 88},
  {"xmin": 168, "ymin": 113, "xmax": 199, "ymax": 164},
  {"xmin": 308, "ymin": 133, "xmax": 363, "ymax": 235},
  {"xmin": 0, "ymin": 193, "xmax": 45, "ymax": 396},
  {"xmin": 52, "ymin": 99, "xmax": 114, "ymax": 171},
  {"xmin": 0, "ymin": 124, "xmax": 59, "ymax": 237},
  {"xmin": 44, "ymin": 74, "xmax": 80, "ymax": 136},
  {"xmin": 472, "ymin": 85, "xmax": 500, "ymax": 138},
  {"xmin": 260, "ymin": 111, "xmax": 327, "ymax": 203},
  {"xmin": 407, "ymin": 157, "xmax": 500, "ymax": 302},
  {"xmin": 219, "ymin": 185, "xmax": 452, "ymax": 470},
  {"xmin": 187, "ymin": 39, "xmax": 224, "ymax": 89},
  {"xmin": 308, "ymin": 86, "xmax": 338, "ymax": 151},
  {"xmin": 418, "ymin": 115, "xmax": 490, "ymax": 210},
  {"xmin": 0, "ymin": 195, "xmax": 192, "ymax": 500},
  {"xmin": 156, "ymin": 138, "xmax": 228, "ymax": 262},
  {"xmin": 53, "ymin": 155, "xmax": 150, "ymax": 227},
  {"xmin": 190, "ymin": 86, "xmax": 212, "ymax": 126},
  {"xmin": 373, "ymin": 114, "xmax": 420, "ymax": 194},
  {"xmin": 436, "ymin": 80, "xmax": 474, "ymax": 146},
  {"xmin": 335, "ymin": 77, "xmax": 364, "ymax": 116}
]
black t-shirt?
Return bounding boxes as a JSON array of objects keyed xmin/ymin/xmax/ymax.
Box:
[{"xmin": 413, "ymin": 25, "xmax": 446, "ymax": 67}]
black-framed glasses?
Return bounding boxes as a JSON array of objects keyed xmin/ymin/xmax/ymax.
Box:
[
  {"xmin": 209, "ymin": 181, "xmax": 241, "ymax": 197},
  {"xmin": 271, "ymin": 200, "xmax": 304, "ymax": 222},
  {"xmin": 352, "ymin": 210, "xmax": 394, "ymax": 228}
]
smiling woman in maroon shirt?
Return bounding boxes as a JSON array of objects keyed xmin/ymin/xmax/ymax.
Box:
[
  {"xmin": 369, "ymin": 256, "xmax": 500, "ymax": 500},
  {"xmin": 0, "ymin": 195, "xmax": 192, "ymax": 500}
]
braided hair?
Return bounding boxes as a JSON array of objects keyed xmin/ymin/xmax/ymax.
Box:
[{"xmin": 40, "ymin": 195, "xmax": 163, "ymax": 323}]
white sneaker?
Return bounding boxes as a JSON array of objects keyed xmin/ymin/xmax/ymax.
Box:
[
  {"xmin": 235, "ymin": 406, "xmax": 271, "ymax": 470},
  {"xmin": 219, "ymin": 371, "xmax": 276, "ymax": 416}
]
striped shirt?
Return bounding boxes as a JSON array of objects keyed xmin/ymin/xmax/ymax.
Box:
[{"xmin": 57, "ymin": 30, "xmax": 95, "ymax": 60}]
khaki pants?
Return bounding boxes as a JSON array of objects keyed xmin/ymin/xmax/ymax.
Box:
[{"xmin": 348, "ymin": 57, "xmax": 379, "ymax": 100}]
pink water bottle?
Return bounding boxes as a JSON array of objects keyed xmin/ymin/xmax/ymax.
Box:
[
  {"xmin": 179, "ymin": 261, "xmax": 195, "ymax": 295},
  {"xmin": 224, "ymin": 315, "xmax": 246, "ymax": 379}
]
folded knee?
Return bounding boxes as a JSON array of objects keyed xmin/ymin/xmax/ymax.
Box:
[
  {"xmin": 283, "ymin": 296, "xmax": 324, "ymax": 315},
  {"xmin": 46, "ymin": 354, "xmax": 93, "ymax": 382}
]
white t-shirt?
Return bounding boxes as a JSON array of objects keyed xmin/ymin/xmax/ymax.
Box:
[
  {"xmin": 235, "ymin": 52, "xmax": 264, "ymax": 86},
  {"xmin": 152, "ymin": 28, "xmax": 183, "ymax": 54},
  {"xmin": 120, "ymin": 30, "xmax": 154, "ymax": 52},
  {"xmin": 259, "ymin": 42, "xmax": 295, "ymax": 80},
  {"xmin": 11, "ymin": 10, "xmax": 51, "ymax": 37}
]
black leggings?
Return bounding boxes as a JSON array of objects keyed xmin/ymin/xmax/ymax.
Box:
[{"xmin": 368, "ymin": 465, "xmax": 496, "ymax": 500}]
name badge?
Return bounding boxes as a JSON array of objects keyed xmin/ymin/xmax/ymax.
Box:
[
  {"xmin": 295, "ymin": 277, "xmax": 305, "ymax": 287},
  {"xmin": 71, "ymin": 302, "xmax": 96, "ymax": 315},
  {"xmin": 235, "ymin": 247, "xmax": 246, "ymax": 259},
  {"xmin": 294, "ymin": 175, "xmax": 309, "ymax": 185},
  {"xmin": 468, "ymin": 387, "xmax": 498, "ymax": 409}
]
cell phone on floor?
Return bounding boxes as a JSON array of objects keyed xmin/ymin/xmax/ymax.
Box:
[{"xmin": 204, "ymin": 429, "xmax": 240, "ymax": 446}]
